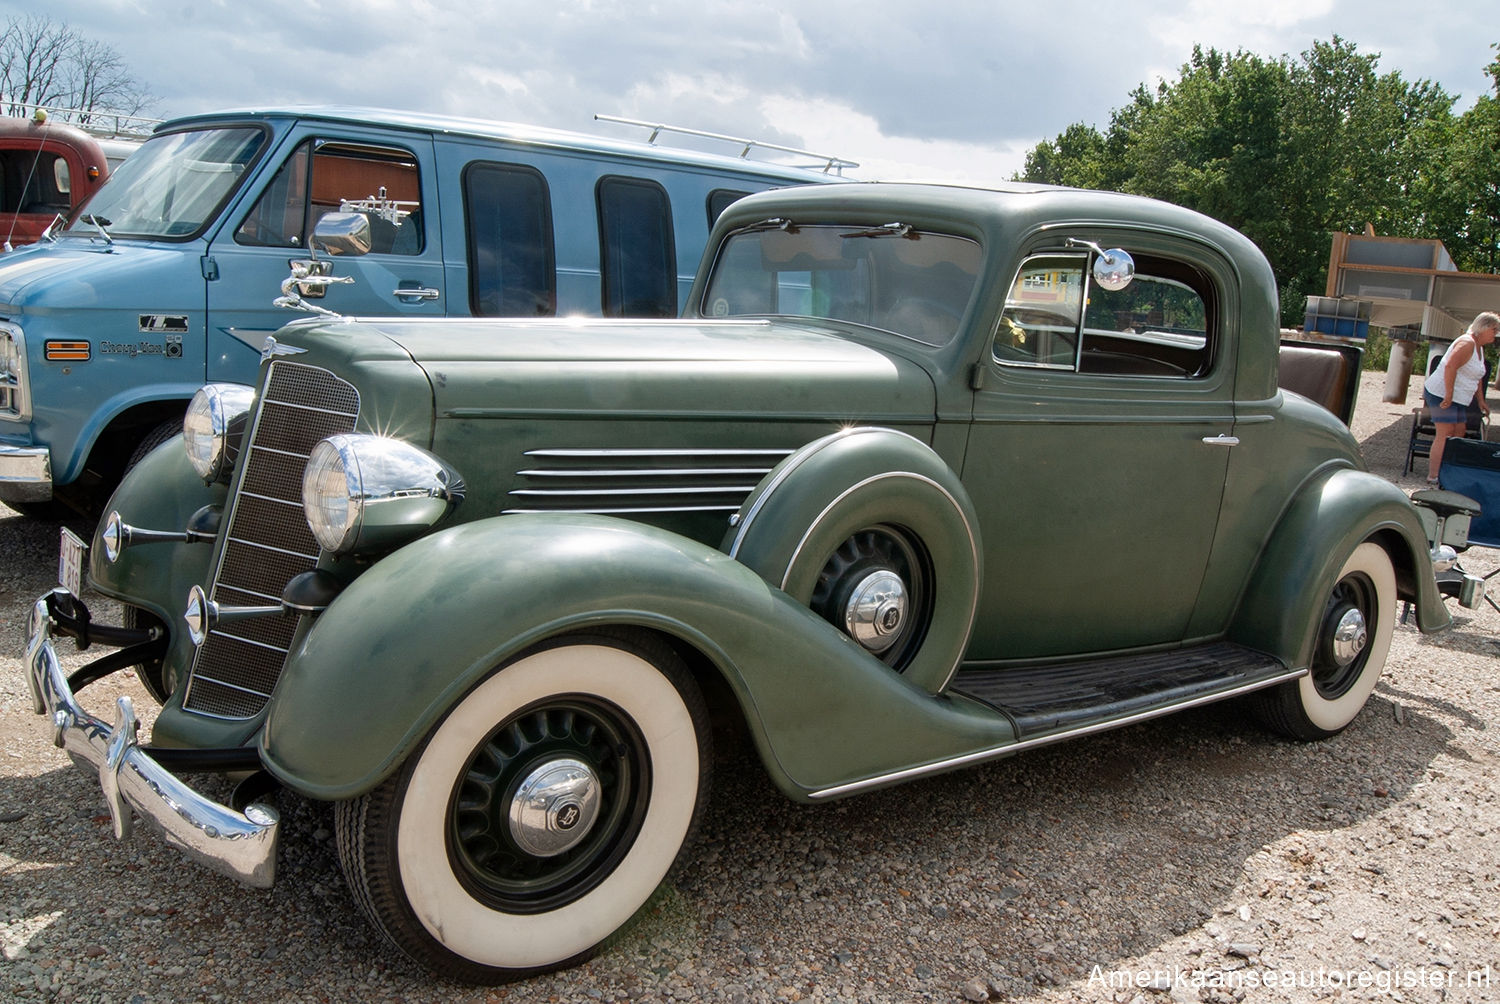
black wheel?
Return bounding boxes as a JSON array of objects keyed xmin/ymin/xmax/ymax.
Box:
[
  {"xmin": 125, "ymin": 419, "xmax": 180, "ymax": 473},
  {"xmin": 121, "ymin": 605, "xmax": 172, "ymax": 704},
  {"xmin": 809, "ymin": 524, "xmax": 934, "ymax": 673},
  {"xmin": 335, "ymin": 633, "xmax": 710, "ymax": 983},
  {"xmin": 1252, "ymin": 542, "xmax": 1395, "ymax": 740}
]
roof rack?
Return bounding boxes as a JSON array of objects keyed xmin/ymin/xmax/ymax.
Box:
[
  {"xmin": 595, "ymin": 114, "xmax": 858, "ymax": 175},
  {"xmin": 4, "ymin": 103, "xmax": 161, "ymax": 139}
]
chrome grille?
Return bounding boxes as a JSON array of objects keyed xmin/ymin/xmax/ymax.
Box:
[
  {"xmin": 183, "ymin": 362, "xmax": 359, "ymax": 719},
  {"xmin": 506, "ymin": 448, "xmax": 791, "ymax": 515}
]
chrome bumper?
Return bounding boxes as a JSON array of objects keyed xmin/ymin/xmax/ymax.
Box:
[
  {"xmin": 25, "ymin": 593, "xmax": 279, "ymax": 887},
  {"xmin": 0, "ymin": 444, "xmax": 52, "ymax": 502}
]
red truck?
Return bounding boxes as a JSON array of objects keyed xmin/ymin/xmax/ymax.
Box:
[{"xmin": 0, "ymin": 113, "xmax": 114, "ymax": 251}]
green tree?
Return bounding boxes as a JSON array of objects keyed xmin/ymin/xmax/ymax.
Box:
[{"xmin": 1017, "ymin": 36, "xmax": 1482, "ymax": 324}]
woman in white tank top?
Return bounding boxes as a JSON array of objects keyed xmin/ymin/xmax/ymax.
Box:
[{"xmin": 1424, "ymin": 311, "xmax": 1500, "ymax": 483}]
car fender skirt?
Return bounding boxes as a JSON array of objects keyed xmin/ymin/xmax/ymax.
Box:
[
  {"xmin": 1229, "ymin": 467, "xmax": 1449, "ymax": 665},
  {"xmin": 258, "ymin": 514, "xmax": 1014, "ymax": 802}
]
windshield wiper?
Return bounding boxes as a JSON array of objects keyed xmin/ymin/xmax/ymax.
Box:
[
  {"xmin": 840, "ymin": 222, "xmax": 914, "ymax": 239},
  {"xmin": 739, "ymin": 217, "xmax": 796, "ymax": 234},
  {"xmin": 81, "ymin": 214, "xmax": 114, "ymax": 245}
]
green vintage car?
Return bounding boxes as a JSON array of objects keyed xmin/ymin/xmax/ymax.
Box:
[{"xmin": 27, "ymin": 181, "xmax": 1450, "ymax": 983}]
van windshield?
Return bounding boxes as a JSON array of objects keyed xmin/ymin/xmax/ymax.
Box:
[{"xmin": 63, "ymin": 126, "xmax": 265, "ymax": 240}]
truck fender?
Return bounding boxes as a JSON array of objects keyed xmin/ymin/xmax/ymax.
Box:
[
  {"xmin": 258, "ymin": 513, "xmax": 1015, "ymax": 802},
  {"xmin": 1229, "ymin": 465, "xmax": 1449, "ymax": 666},
  {"xmin": 722, "ymin": 427, "xmax": 981, "ymax": 694}
]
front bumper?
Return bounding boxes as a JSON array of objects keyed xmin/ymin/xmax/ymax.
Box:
[
  {"xmin": 0, "ymin": 444, "xmax": 52, "ymax": 502},
  {"xmin": 25, "ymin": 591, "xmax": 279, "ymax": 887}
]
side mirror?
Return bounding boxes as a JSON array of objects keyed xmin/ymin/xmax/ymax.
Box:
[
  {"xmin": 311, "ymin": 212, "xmax": 372, "ymax": 257},
  {"xmin": 1067, "ymin": 238, "xmax": 1135, "ymax": 291}
]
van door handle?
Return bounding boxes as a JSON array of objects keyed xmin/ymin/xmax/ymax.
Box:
[
  {"xmin": 1202, "ymin": 435, "xmax": 1239, "ymax": 446},
  {"xmin": 394, "ymin": 286, "xmax": 441, "ymax": 302}
]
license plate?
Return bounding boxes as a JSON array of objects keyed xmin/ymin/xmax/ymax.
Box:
[{"xmin": 59, "ymin": 527, "xmax": 87, "ymax": 597}]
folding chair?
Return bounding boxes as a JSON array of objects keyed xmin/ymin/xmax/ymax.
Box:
[{"xmin": 1413, "ymin": 436, "xmax": 1500, "ymax": 612}]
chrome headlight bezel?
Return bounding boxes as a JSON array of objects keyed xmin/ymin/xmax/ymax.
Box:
[
  {"xmin": 1, "ymin": 323, "xmax": 31, "ymax": 421},
  {"xmin": 183, "ymin": 383, "xmax": 255, "ymax": 484},
  {"xmin": 302, "ymin": 434, "xmax": 465, "ymax": 556}
]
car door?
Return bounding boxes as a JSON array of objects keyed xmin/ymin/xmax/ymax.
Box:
[
  {"xmin": 205, "ymin": 128, "xmax": 446, "ymax": 381},
  {"xmin": 962, "ymin": 234, "xmax": 1236, "ymax": 660}
]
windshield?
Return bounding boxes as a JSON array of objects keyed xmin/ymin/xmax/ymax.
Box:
[
  {"xmin": 700, "ymin": 223, "xmax": 982, "ymax": 346},
  {"xmin": 63, "ymin": 126, "xmax": 265, "ymax": 240}
]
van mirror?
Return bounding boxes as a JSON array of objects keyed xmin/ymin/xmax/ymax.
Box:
[{"xmin": 311, "ymin": 212, "xmax": 372, "ymax": 257}]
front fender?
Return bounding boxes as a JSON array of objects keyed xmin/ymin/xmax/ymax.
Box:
[
  {"xmin": 87, "ymin": 434, "xmax": 224, "ymax": 627},
  {"xmin": 1229, "ymin": 466, "xmax": 1449, "ymax": 666},
  {"xmin": 259, "ymin": 514, "xmax": 1015, "ymax": 802}
]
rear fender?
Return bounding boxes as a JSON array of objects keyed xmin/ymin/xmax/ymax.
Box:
[
  {"xmin": 1229, "ymin": 466, "xmax": 1448, "ymax": 665},
  {"xmin": 259, "ymin": 514, "xmax": 1014, "ymax": 802}
]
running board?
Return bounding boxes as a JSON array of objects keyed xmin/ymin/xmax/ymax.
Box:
[
  {"xmin": 807, "ymin": 643, "xmax": 1301, "ymax": 801},
  {"xmin": 951, "ymin": 641, "xmax": 1291, "ymax": 739}
]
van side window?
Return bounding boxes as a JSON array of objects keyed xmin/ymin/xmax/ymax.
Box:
[
  {"xmin": 707, "ymin": 189, "xmax": 750, "ymax": 226},
  {"xmin": 464, "ymin": 162, "xmax": 556, "ymax": 317},
  {"xmin": 236, "ymin": 140, "xmax": 424, "ymax": 254},
  {"xmin": 597, "ymin": 176, "xmax": 676, "ymax": 318}
]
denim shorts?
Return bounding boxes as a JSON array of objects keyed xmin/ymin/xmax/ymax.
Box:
[{"xmin": 1424, "ymin": 389, "xmax": 1468, "ymax": 424}]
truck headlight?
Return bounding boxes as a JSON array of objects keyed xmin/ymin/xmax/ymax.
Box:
[
  {"xmin": 302, "ymin": 434, "xmax": 465, "ymax": 555},
  {"xmin": 183, "ymin": 383, "xmax": 255, "ymax": 483}
]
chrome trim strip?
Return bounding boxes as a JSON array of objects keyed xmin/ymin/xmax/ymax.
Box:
[
  {"xmin": 806, "ymin": 667, "xmax": 1307, "ymax": 800},
  {"xmin": 509, "ymin": 485, "xmax": 757, "ymax": 498},
  {"xmin": 223, "ymin": 536, "xmax": 318, "ymax": 561},
  {"xmin": 203, "ymin": 630, "xmax": 289, "ymax": 655},
  {"xmin": 502, "ymin": 504, "xmax": 741, "ymax": 515},
  {"xmin": 517, "ymin": 468, "xmax": 776, "ymax": 478},
  {"xmin": 525, "ymin": 448, "xmax": 793, "ymax": 459},
  {"xmin": 25, "ymin": 596, "xmax": 279, "ymax": 886},
  {"xmin": 188, "ymin": 672, "xmax": 275, "ymax": 698}
]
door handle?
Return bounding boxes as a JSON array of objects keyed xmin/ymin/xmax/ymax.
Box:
[
  {"xmin": 393, "ymin": 286, "xmax": 441, "ymax": 302},
  {"xmin": 1202, "ymin": 435, "xmax": 1239, "ymax": 446}
]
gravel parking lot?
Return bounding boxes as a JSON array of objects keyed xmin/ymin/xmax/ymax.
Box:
[{"xmin": 3, "ymin": 369, "xmax": 1498, "ymax": 1003}]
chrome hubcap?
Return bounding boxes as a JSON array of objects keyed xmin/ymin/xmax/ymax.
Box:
[
  {"xmin": 844, "ymin": 569, "xmax": 908, "ymax": 653},
  {"xmin": 507, "ymin": 757, "xmax": 601, "ymax": 857},
  {"xmin": 1331, "ymin": 607, "xmax": 1368, "ymax": 668}
]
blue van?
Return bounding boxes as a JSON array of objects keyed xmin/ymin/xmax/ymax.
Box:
[{"xmin": 0, "ymin": 107, "xmax": 844, "ymax": 514}]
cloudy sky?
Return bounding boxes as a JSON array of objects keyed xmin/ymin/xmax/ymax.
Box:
[{"xmin": 5, "ymin": 0, "xmax": 1496, "ymax": 181}]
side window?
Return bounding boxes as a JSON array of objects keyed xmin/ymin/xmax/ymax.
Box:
[
  {"xmin": 995, "ymin": 251, "xmax": 1214, "ymax": 377},
  {"xmin": 464, "ymin": 162, "xmax": 556, "ymax": 317},
  {"xmin": 597, "ymin": 176, "xmax": 676, "ymax": 318},
  {"xmin": 236, "ymin": 140, "xmax": 423, "ymax": 254},
  {"xmin": 0, "ymin": 151, "xmax": 68, "ymax": 212},
  {"xmin": 707, "ymin": 188, "xmax": 750, "ymax": 227},
  {"xmin": 994, "ymin": 254, "xmax": 1086, "ymax": 368}
]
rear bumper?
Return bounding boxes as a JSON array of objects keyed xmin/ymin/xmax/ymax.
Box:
[
  {"xmin": 0, "ymin": 444, "xmax": 52, "ymax": 501},
  {"xmin": 25, "ymin": 591, "xmax": 279, "ymax": 887}
]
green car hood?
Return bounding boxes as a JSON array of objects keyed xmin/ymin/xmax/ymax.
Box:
[{"xmin": 363, "ymin": 316, "xmax": 939, "ymax": 422}]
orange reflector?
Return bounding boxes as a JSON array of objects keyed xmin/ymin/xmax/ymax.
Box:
[{"xmin": 45, "ymin": 341, "xmax": 91, "ymax": 361}]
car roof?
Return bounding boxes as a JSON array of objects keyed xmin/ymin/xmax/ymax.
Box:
[{"xmin": 153, "ymin": 105, "xmax": 846, "ymax": 185}]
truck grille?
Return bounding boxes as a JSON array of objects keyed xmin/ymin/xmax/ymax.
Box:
[{"xmin": 182, "ymin": 361, "xmax": 359, "ymax": 719}]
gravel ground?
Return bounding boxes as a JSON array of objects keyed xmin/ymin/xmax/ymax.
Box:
[{"xmin": 3, "ymin": 369, "xmax": 1499, "ymax": 1003}]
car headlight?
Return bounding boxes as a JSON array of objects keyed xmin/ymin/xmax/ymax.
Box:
[
  {"xmin": 183, "ymin": 383, "xmax": 255, "ymax": 483},
  {"xmin": 302, "ymin": 434, "xmax": 465, "ymax": 555}
]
